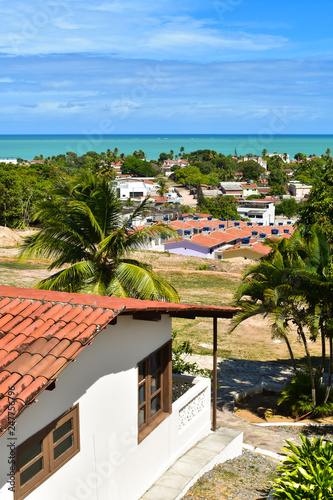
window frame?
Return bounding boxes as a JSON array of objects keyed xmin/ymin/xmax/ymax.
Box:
[
  {"xmin": 15, "ymin": 404, "xmax": 80, "ymax": 500},
  {"xmin": 138, "ymin": 341, "xmax": 172, "ymax": 443}
]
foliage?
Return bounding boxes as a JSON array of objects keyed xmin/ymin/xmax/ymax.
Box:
[
  {"xmin": 272, "ymin": 434, "xmax": 333, "ymax": 499},
  {"xmin": 174, "ymin": 165, "xmax": 202, "ymax": 186},
  {"xmin": 267, "ymin": 155, "xmax": 285, "ymax": 169},
  {"xmin": 187, "ymin": 149, "xmax": 218, "ymax": 163},
  {"xmin": 237, "ymin": 160, "xmax": 265, "ymax": 182},
  {"xmin": 231, "ymin": 227, "xmax": 333, "ymax": 412},
  {"xmin": 298, "ymin": 167, "xmax": 333, "ymax": 241},
  {"xmin": 172, "ymin": 332, "xmax": 212, "ymax": 377},
  {"xmin": 19, "ymin": 171, "xmax": 179, "ymax": 301},
  {"xmin": 278, "ymin": 370, "xmax": 333, "ymax": 418},
  {"xmin": 198, "ymin": 195, "xmax": 238, "ymax": 219},
  {"xmin": 121, "ymin": 156, "xmax": 156, "ymax": 177},
  {"xmin": 0, "ymin": 162, "xmax": 59, "ymax": 227},
  {"xmin": 275, "ymin": 198, "xmax": 299, "ymax": 218}
]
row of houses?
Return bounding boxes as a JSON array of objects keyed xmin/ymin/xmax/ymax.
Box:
[{"xmin": 163, "ymin": 218, "xmax": 294, "ymax": 261}]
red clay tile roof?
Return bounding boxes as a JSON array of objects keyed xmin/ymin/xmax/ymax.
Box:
[{"xmin": 0, "ymin": 286, "xmax": 237, "ymax": 436}]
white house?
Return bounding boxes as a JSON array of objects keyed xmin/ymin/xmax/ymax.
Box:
[
  {"xmin": 240, "ymin": 182, "xmax": 259, "ymax": 198},
  {"xmin": 117, "ymin": 180, "xmax": 155, "ymax": 200},
  {"xmin": 239, "ymin": 156, "xmax": 267, "ymax": 169},
  {"xmin": 236, "ymin": 199, "xmax": 275, "ymax": 226},
  {"xmin": 0, "ymin": 158, "xmax": 18, "ymax": 164},
  {"xmin": 287, "ymin": 181, "xmax": 312, "ymax": 199},
  {"xmin": 0, "ymin": 286, "xmax": 239, "ymax": 500}
]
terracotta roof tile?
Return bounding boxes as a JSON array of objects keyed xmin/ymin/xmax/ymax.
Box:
[
  {"xmin": 0, "ymin": 285, "xmax": 237, "ymax": 437},
  {"xmin": 0, "ymin": 333, "xmax": 15, "ymax": 350},
  {"xmin": 0, "ymin": 351, "xmax": 19, "ymax": 370},
  {"xmin": 0, "ymin": 373, "xmax": 21, "ymax": 397}
]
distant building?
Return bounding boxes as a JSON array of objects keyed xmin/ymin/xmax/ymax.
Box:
[
  {"xmin": 239, "ymin": 156, "xmax": 267, "ymax": 169},
  {"xmin": 219, "ymin": 182, "xmax": 243, "ymax": 198},
  {"xmin": 288, "ymin": 181, "xmax": 312, "ymax": 199},
  {"xmin": 0, "ymin": 157, "xmax": 18, "ymax": 164},
  {"xmin": 240, "ymin": 182, "xmax": 259, "ymax": 198},
  {"xmin": 266, "ymin": 153, "xmax": 290, "ymax": 163},
  {"xmin": 236, "ymin": 199, "xmax": 275, "ymax": 225}
]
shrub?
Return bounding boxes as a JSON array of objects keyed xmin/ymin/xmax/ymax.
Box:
[
  {"xmin": 172, "ymin": 332, "xmax": 211, "ymax": 378},
  {"xmin": 278, "ymin": 370, "xmax": 333, "ymax": 418},
  {"xmin": 272, "ymin": 433, "xmax": 333, "ymax": 499}
]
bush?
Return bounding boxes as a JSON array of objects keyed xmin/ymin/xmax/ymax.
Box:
[
  {"xmin": 172, "ymin": 332, "xmax": 211, "ymax": 377},
  {"xmin": 272, "ymin": 434, "xmax": 333, "ymax": 499},
  {"xmin": 278, "ymin": 370, "xmax": 333, "ymax": 418}
]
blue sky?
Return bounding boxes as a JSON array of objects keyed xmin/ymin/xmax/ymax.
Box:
[{"xmin": 0, "ymin": 0, "xmax": 332, "ymax": 134}]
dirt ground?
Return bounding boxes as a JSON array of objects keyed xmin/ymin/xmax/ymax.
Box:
[{"xmin": 235, "ymin": 391, "xmax": 333, "ymax": 425}]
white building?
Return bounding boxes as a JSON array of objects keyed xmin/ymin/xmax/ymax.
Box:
[
  {"xmin": 240, "ymin": 156, "xmax": 267, "ymax": 169},
  {"xmin": 288, "ymin": 181, "xmax": 312, "ymax": 199},
  {"xmin": 236, "ymin": 199, "xmax": 275, "ymax": 225},
  {"xmin": 117, "ymin": 179, "xmax": 155, "ymax": 200},
  {"xmin": 0, "ymin": 286, "xmax": 240, "ymax": 500},
  {"xmin": 0, "ymin": 158, "xmax": 18, "ymax": 164},
  {"xmin": 266, "ymin": 153, "xmax": 290, "ymax": 164}
]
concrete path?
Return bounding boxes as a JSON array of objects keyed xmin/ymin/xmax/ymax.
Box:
[
  {"xmin": 140, "ymin": 427, "xmax": 243, "ymax": 500},
  {"xmin": 216, "ymin": 409, "xmax": 300, "ymax": 458}
]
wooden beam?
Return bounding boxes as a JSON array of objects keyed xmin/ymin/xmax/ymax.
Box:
[
  {"xmin": 212, "ymin": 316, "xmax": 217, "ymax": 432},
  {"xmin": 132, "ymin": 312, "xmax": 162, "ymax": 322}
]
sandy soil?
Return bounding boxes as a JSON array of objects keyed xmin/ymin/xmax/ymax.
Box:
[{"xmin": 235, "ymin": 391, "xmax": 333, "ymax": 425}]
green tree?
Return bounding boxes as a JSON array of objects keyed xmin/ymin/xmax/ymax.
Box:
[
  {"xmin": 175, "ymin": 165, "xmax": 202, "ymax": 187},
  {"xmin": 275, "ymin": 198, "xmax": 299, "ymax": 218},
  {"xmin": 121, "ymin": 156, "xmax": 155, "ymax": 177},
  {"xmin": 157, "ymin": 178, "xmax": 169, "ymax": 197},
  {"xmin": 298, "ymin": 169, "xmax": 333, "ymax": 241},
  {"xmin": 133, "ymin": 149, "xmax": 146, "ymax": 160},
  {"xmin": 20, "ymin": 171, "xmax": 179, "ymax": 301},
  {"xmin": 199, "ymin": 195, "xmax": 238, "ymax": 219},
  {"xmin": 237, "ymin": 160, "xmax": 265, "ymax": 182}
]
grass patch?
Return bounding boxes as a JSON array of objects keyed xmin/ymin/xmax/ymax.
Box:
[{"xmin": 0, "ymin": 259, "xmax": 49, "ymax": 270}]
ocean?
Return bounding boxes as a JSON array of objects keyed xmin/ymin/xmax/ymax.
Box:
[{"xmin": 0, "ymin": 134, "xmax": 332, "ymax": 162}]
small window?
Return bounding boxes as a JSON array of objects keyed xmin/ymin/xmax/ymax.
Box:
[
  {"xmin": 138, "ymin": 341, "xmax": 172, "ymax": 442},
  {"xmin": 15, "ymin": 405, "xmax": 80, "ymax": 500}
]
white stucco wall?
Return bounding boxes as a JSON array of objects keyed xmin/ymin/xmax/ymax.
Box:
[{"xmin": 0, "ymin": 315, "xmax": 211, "ymax": 500}]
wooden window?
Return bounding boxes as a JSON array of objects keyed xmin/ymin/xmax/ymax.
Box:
[
  {"xmin": 15, "ymin": 405, "xmax": 80, "ymax": 500},
  {"xmin": 138, "ymin": 341, "xmax": 172, "ymax": 442}
]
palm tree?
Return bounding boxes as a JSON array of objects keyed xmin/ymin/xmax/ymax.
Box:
[
  {"xmin": 231, "ymin": 234, "xmax": 320, "ymax": 404},
  {"xmin": 20, "ymin": 171, "xmax": 179, "ymax": 301},
  {"xmin": 232, "ymin": 230, "xmax": 333, "ymax": 408},
  {"xmin": 157, "ymin": 178, "xmax": 169, "ymax": 198},
  {"xmin": 293, "ymin": 227, "xmax": 333, "ymax": 403}
]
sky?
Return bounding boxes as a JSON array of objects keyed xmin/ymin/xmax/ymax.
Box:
[{"xmin": 0, "ymin": 0, "xmax": 332, "ymax": 134}]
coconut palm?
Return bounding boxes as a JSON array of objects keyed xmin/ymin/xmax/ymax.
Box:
[
  {"xmin": 233, "ymin": 227, "xmax": 333, "ymax": 410},
  {"xmin": 19, "ymin": 171, "xmax": 179, "ymax": 301},
  {"xmin": 293, "ymin": 227, "xmax": 333, "ymax": 403},
  {"xmin": 231, "ymin": 234, "xmax": 319, "ymax": 404},
  {"xmin": 157, "ymin": 178, "xmax": 169, "ymax": 198}
]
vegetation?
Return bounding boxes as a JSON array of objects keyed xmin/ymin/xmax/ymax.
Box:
[
  {"xmin": 278, "ymin": 370, "xmax": 333, "ymax": 418},
  {"xmin": 0, "ymin": 162, "xmax": 59, "ymax": 227},
  {"xmin": 19, "ymin": 171, "xmax": 179, "ymax": 301},
  {"xmin": 231, "ymin": 227, "xmax": 333, "ymax": 415},
  {"xmin": 275, "ymin": 198, "xmax": 299, "ymax": 218},
  {"xmin": 172, "ymin": 333, "xmax": 211, "ymax": 377},
  {"xmin": 273, "ymin": 434, "xmax": 333, "ymax": 499}
]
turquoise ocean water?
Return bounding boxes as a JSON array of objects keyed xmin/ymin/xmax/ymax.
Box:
[{"xmin": 0, "ymin": 135, "xmax": 332, "ymax": 161}]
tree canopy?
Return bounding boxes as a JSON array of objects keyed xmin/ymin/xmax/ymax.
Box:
[{"xmin": 20, "ymin": 171, "xmax": 179, "ymax": 301}]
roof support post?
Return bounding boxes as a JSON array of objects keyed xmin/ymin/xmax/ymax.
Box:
[{"xmin": 212, "ymin": 316, "xmax": 217, "ymax": 432}]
